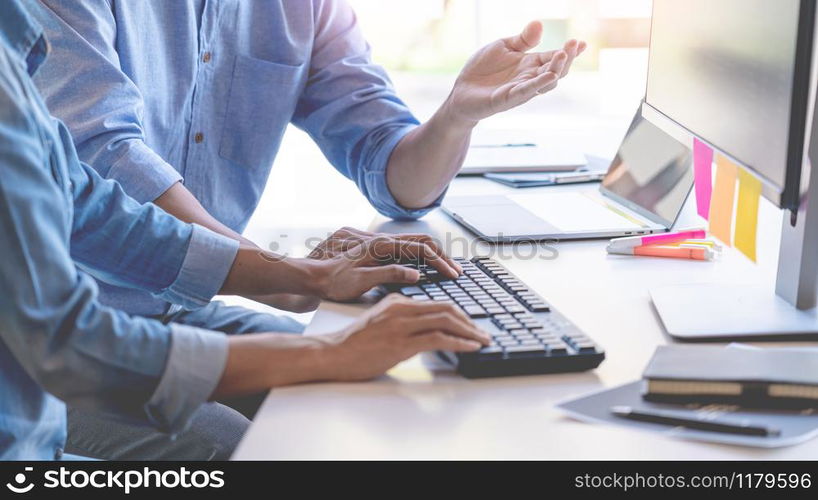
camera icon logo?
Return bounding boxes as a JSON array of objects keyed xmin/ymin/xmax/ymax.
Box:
[{"xmin": 6, "ymin": 467, "xmax": 34, "ymax": 494}]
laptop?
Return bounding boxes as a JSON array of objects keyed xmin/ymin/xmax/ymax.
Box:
[{"xmin": 442, "ymin": 110, "xmax": 694, "ymax": 242}]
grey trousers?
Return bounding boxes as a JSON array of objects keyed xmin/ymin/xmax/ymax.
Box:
[{"xmin": 65, "ymin": 301, "xmax": 305, "ymax": 461}]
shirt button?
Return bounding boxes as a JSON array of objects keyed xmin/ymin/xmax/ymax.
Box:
[
  {"xmin": 202, "ymin": 51, "xmax": 212, "ymax": 63},
  {"xmin": 194, "ymin": 132, "xmax": 204, "ymax": 144},
  {"xmin": 55, "ymin": 447, "xmax": 64, "ymax": 460}
]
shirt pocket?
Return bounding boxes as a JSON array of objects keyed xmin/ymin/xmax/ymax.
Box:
[{"xmin": 219, "ymin": 55, "xmax": 304, "ymax": 169}]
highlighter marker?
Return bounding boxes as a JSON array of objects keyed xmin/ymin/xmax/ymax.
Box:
[
  {"xmin": 607, "ymin": 229, "xmax": 707, "ymax": 251},
  {"xmin": 606, "ymin": 245, "xmax": 716, "ymax": 261}
]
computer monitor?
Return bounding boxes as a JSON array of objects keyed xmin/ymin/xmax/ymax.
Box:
[
  {"xmin": 643, "ymin": 0, "xmax": 816, "ymax": 211},
  {"xmin": 644, "ymin": 0, "xmax": 818, "ymax": 338}
]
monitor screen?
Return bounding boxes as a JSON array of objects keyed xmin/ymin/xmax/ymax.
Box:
[
  {"xmin": 601, "ymin": 113, "xmax": 693, "ymax": 227},
  {"xmin": 646, "ymin": 0, "xmax": 807, "ymax": 197}
]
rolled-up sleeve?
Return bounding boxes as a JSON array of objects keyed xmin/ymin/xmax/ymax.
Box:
[
  {"xmin": 146, "ymin": 324, "xmax": 228, "ymax": 433},
  {"xmin": 65, "ymin": 132, "xmax": 239, "ymax": 310},
  {"xmin": 29, "ymin": 0, "xmax": 181, "ymax": 203},
  {"xmin": 293, "ymin": 0, "xmax": 440, "ymax": 220},
  {"xmin": 105, "ymin": 140, "xmax": 183, "ymax": 205},
  {"xmin": 162, "ymin": 225, "xmax": 240, "ymax": 309}
]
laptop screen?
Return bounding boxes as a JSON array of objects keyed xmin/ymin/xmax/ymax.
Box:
[{"xmin": 600, "ymin": 111, "xmax": 694, "ymax": 228}]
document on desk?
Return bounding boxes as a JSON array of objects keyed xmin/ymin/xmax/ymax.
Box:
[
  {"xmin": 461, "ymin": 144, "xmax": 587, "ymax": 174},
  {"xmin": 556, "ymin": 381, "xmax": 818, "ymax": 448}
]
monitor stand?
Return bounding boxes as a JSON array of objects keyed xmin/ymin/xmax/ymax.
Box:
[
  {"xmin": 650, "ymin": 43, "xmax": 818, "ymax": 341},
  {"xmin": 651, "ymin": 284, "xmax": 818, "ymax": 340}
]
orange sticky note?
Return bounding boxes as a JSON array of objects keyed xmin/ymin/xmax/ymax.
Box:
[
  {"xmin": 735, "ymin": 168, "xmax": 762, "ymax": 262},
  {"xmin": 708, "ymin": 155, "xmax": 738, "ymax": 246}
]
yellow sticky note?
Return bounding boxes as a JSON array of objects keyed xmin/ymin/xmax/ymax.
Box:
[
  {"xmin": 735, "ymin": 168, "xmax": 762, "ymax": 262},
  {"xmin": 708, "ymin": 155, "xmax": 738, "ymax": 246}
]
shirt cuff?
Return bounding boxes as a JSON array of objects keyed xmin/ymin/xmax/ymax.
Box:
[
  {"xmin": 364, "ymin": 124, "xmax": 448, "ymax": 221},
  {"xmin": 106, "ymin": 140, "xmax": 183, "ymax": 204},
  {"xmin": 160, "ymin": 224, "xmax": 240, "ymax": 309},
  {"xmin": 145, "ymin": 324, "xmax": 228, "ymax": 434}
]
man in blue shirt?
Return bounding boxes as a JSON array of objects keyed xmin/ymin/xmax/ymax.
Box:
[
  {"xmin": 0, "ymin": 0, "xmax": 490, "ymax": 460},
  {"xmin": 27, "ymin": 0, "xmax": 584, "ymax": 459}
]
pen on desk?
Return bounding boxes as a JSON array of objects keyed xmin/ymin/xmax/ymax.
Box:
[
  {"xmin": 607, "ymin": 229, "xmax": 707, "ymax": 250},
  {"xmin": 606, "ymin": 245, "xmax": 716, "ymax": 261},
  {"xmin": 610, "ymin": 406, "xmax": 781, "ymax": 437}
]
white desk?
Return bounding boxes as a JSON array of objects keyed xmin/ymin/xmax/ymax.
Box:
[{"xmin": 233, "ymin": 177, "xmax": 818, "ymax": 460}]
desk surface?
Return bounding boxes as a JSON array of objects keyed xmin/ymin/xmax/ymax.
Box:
[{"xmin": 233, "ymin": 177, "xmax": 818, "ymax": 460}]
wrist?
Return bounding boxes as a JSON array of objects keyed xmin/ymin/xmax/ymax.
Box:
[
  {"xmin": 299, "ymin": 258, "xmax": 332, "ymax": 298},
  {"xmin": 437, "ymin": 95, "xmax": 479, "ymax": 133},
  {"xmin": 296, "ymin": 333, "xmax": 347, "ymax": 383}
]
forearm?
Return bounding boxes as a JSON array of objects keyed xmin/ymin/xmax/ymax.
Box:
[
  {"xmin": 385, "ymin": 99, "xmax": 477, "ymax": 209},
  {"xmin": 211, "ymin": 333, "xmax": 338, "ymax": 398},
  {"xmin": 154, "ymin": 182, "xmax": 257, "ymax": 247},
  {"xmin": 219, "ymin": 246, "xmax": 323, "ymax": 297}
]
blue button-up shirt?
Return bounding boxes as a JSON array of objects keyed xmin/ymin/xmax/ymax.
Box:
[
  {"xmin": 30, "ymin": 0, "xmax": 432, "ymax": 317},
  {"xmin": 0, "ymin": 0, "xmax": 239, "ymax": 460}
]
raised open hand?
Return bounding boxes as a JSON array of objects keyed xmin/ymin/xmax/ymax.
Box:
[{"xmin": 445, "ymin": 21, "xmax": 587, "ymax": 125}]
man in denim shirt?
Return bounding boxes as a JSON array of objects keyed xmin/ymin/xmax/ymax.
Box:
[
  {"xmin": 0, "ymin": 0, "xmax": 492, "ymax": 460},
  {"xmin": 27, "ymin": 0, "xmax": 584, "ymax": 459}
]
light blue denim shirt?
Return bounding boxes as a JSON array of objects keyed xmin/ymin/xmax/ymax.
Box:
[
  {"xmin": 30, "ymin": 0, "xmax": 435, "ymax": 316},
  {"xmin": 0, "ymin": 0, "xmax": 238, "ymax": 460}
]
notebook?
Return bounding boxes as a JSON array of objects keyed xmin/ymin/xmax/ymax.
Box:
[{"xmin": 642, "ymin": 345, "xmax": 818, "ymax": 409}]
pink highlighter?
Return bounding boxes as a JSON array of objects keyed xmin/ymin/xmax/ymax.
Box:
[{"xmin": 607, "ymin": 229, "xmax": 707, "ymax": 251}]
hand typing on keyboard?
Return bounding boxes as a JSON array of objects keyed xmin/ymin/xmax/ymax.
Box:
[
  {"xmin": 306, "ymin": 230, "xmax": 462, "ymax": 302},
  {"xmin": 320, "ymin": 294, "xmax": 490, "ymax": 381},
  {"xmin": 381, "ymin": 257, "xmax": 605, "ymax": 378}
]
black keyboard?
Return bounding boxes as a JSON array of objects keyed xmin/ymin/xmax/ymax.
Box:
[{"xmin": 381, "ymin": 257, "xmax": 604, "ymax": 378}]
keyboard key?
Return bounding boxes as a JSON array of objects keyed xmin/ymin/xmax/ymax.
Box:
[
  {"xmin": 493, "ymin": 314, "xmax": 512, "ymax": 320},
  {"xmin": 504, "ymin": 305, "xmax": 526, "ymax": 314},
  {"xmin": 526, "ymin": 302, "xmax": 551, "ymax": 312},
  {"xmin": 509, "ymin": 329, "xmax": 529, "ymax": 336},
  {"xmin": 411, "ymin": 295, "xmax": 430, "ymax": 301},
  {"xmin": 547, "ymin": 344, "xmax": 569, "ymax": 355},
  {"xmin": 486, "ymin": 307, "xmax": 506, "ymax": 315},
  {"xmin": 463, "ymin": 305, "xmax": 488, "ymax": 318},
  {"xmin": 505, "ymin": 344, "xmax": 546, "ymax": 354},
  {"xmin": 400, "ymin": 286, "xmax": 425, "ymax": 296},
  {"xmin": 478, "ymin": 346, "xmax": 505, "ymax": 358},
  {"xmin": 575, "ymin": 342, "xmax": 597, "ymax": 353},
  {"xmin": 498, "ymin": 319, "xmax": 521, "ymax": 327}
]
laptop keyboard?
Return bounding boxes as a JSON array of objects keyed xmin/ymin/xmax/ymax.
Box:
[{"xmin": 381, "ymin": 257, "xmax": 605, "ymax": 378}]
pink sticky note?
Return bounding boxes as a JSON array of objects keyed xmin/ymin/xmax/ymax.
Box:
[{"xmin": 693, "ymin": 138, "xmax": 714, "ymax": 220}]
